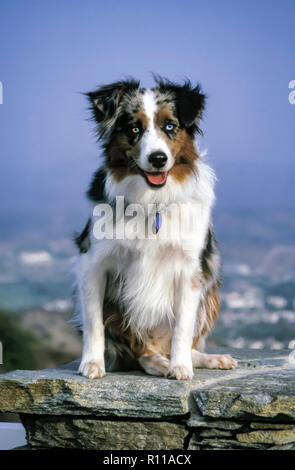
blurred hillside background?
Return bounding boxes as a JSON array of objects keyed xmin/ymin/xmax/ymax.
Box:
[{"xmin": 0, "ymin": 0, "xmax": 295, "ymax": 375}]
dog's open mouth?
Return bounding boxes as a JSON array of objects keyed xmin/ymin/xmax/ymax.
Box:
[
  {"xmin": 129, "ymin": 158, "xmax": 169, "ymax": 189},
  {"xmin": 143, "ymin": 171, "xmax": 168, "ymax": 188}
]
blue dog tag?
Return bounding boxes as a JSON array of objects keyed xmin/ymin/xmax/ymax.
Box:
[{"xmin": 155, "ymin": 212, "xmax": 162, "ymax": 233}]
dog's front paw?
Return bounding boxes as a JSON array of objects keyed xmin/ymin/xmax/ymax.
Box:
[
  {"xmin": 168, "ymin": 363, "xmax": 193, "ymax": 380},
  {"xmin": 79, "ymin": 359, "xmax": 106, "ymax": 379}
]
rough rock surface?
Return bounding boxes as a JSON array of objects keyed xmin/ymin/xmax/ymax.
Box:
[
  {"xmin": 20, "ymin": 414, "xmax": 189, "ymax": 450},
  {"xmin": 1, "ymin": 348, "xmax": 295, "ymax": 450},
  {"xmin": 0, "ymin": 359, "xmax": 193, "ymax": 419}
]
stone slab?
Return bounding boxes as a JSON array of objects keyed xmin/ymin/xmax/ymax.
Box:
[
  {"xmin": 0, "ymin": 348, "xmax": 294, "ymax": 423},
  {"xmin": 20, "ymin": 414, "xmax": 188, "ymax": 450},
  {"xmin": 192, "ymin": 369, "xmax": 295, "ymax": 420}
]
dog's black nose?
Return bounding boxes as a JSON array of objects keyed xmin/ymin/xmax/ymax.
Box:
[{"xmin": 148, "ymin": 152, "xmax": 168, "ymax": 169}]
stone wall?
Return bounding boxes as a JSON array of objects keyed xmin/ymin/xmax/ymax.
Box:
[{"xmin": 0, "ymin": 348, "xmax": 294, "ymax": 450}]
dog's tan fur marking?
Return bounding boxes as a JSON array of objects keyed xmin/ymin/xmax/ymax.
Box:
[
  {"xmin": 154, "ymin": 105, "xmax": 177, "ymax": 129},
  {"xmin": 168, "ymin": 130, "xmax": 199, "ymax": 182},
  {"xmin": 104, "ymin": 304, "xmax": 169, "ymax": 355},
  {"xmin": 153, "ymin": 104, "xmax": 199, "ymax": 183},
  {"xmin": 106, "ymin": 133, "xmax": 138, "ymax": 182},
  {"xmin": 134, "ymin": 109, "xmax": 149, "ymax": 129}
]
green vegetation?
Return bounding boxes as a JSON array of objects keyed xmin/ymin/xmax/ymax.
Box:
[{"xmin": 0, "ymin": 308, "xmax": 40, "ymax": 372}]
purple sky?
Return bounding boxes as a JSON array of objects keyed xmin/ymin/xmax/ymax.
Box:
[{"xmin": 0, "ymin": 0, "xmax": 295, "ymax": 214}]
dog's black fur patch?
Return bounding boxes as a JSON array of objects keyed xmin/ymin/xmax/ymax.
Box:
[
  {"xmin": 153, "ymin": 75, "xmax": 206, "ymax": 135},
  {"xmin": 74, "ymin": 168, "xmax": 107, "ymax": 254},
  {"xmin": 74, "ymin": 218, "xmax": 91, "ymax": 253},
  {"xmin": 86, "ymin": 79, "xmax": 140, "ymax": 138},
  {"xmin": 200, "ymin": 227, "xmax": 220, "ymax": 283},
  {"xmin": 87, "ymin": 167, "xmax": 106, "ymax": 202}
]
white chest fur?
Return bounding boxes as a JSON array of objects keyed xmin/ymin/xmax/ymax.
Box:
[
  {"xmin": 89, "ymin": 198, "xmax": 211, "ymax": 334},
  {"xmin": 74, "ymin": 160, "xmax": 216, "ymax": 338}
]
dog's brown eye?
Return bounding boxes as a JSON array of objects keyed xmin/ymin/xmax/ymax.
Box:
[{"xmin": 132, "ymin": 127, "xmax": 140, "ymax": 134}]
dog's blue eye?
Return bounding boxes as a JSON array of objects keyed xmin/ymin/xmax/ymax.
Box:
[
  {"xmin": 165, "ymin": 123, "xmax": 175, "ymax": 131},
  {"xmin": 132, "ymin": 127, "xmax": 140, "ymax": 134}
]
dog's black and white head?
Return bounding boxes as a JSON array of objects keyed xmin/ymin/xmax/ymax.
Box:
[{"xmin": 86, "ymin": 76, "xmax": 207, "ymax": 205}]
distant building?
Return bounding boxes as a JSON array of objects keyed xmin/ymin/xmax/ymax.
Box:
[
  {"xmin": 19, "ymin": 251, "xmax": 52, "ymax": 264},
  {"xmin": 43, "ymin": 299, "xmax": 73, "ymax": 312},
  {"xmin": 223, "ymin": 263, "xmax": 251, "ymax": 276},
  {"xmin": 222, "ymin": 288, "xmax": 264, "ymax": 310},
  {"xmin": 266, "ymin": 295, "xmax": 288, "ymax": 310}
]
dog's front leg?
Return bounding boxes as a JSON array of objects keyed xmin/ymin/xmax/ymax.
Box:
[
  {"xmin": 168, "ymin": 285, "xmax": 200, "ymax": 380},
  {"xmin": 78, "ymin": 254, "xmax": 107, "ymax": 379}
]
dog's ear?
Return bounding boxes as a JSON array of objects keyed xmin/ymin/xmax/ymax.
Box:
[
  {"xmin": 154, "ymin": 76, "xmax": 206, "ymax": 134},
  {"xmin": 86, "ymin": 79, "xmax": 140, "ymax": 125},
  {"xmin": 175, "ymin": 83, "xmax": 206, "ymax": 130}
]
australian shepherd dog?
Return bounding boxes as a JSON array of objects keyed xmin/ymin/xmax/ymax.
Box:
[{"xmin": 73, "ymin": 76, "xmax": 237, "ymax": 380}]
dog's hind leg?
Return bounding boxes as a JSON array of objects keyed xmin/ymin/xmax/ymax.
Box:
[
  {"xmin": 191, "ymin": 284, "xmax": 237, "ymax": 370},
  {"xmin": 103, "ymin": 311, "xmax": 171, "ymax": 377},
  {"xmin": 138, "ymin": 353, "xmax": 170, "ymax": 377},
  {"xmin": 192, "ymin": 349, "xmax": 237, "ymax": 369},
  {"xmin": 134, "ymin": 327, "xmax": 172, "ymax": 377}
]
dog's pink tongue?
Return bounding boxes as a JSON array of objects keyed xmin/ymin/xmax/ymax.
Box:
[{"xmin": 145, "ymin": 172, "xmax": 168, "ymax": 185}]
